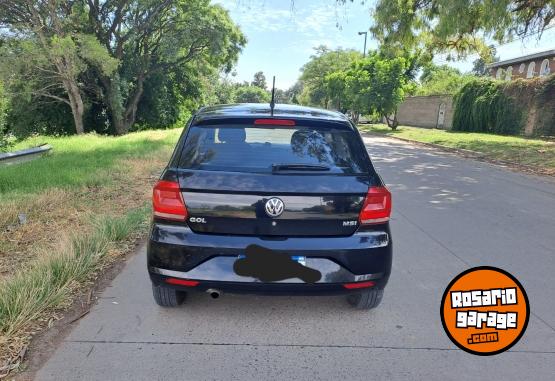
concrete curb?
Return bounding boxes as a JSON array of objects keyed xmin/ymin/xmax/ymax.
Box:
[{"xmin": 0, "ymin": 144, "xmax": 52, "ymax": 165}]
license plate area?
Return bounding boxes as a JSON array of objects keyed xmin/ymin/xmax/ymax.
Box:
[{"xmin": 237, "ymin": 254, "xmax": 306, "ymax": 266}]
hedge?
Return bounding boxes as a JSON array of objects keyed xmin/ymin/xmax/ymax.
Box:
[{"xmin": 452, "ymin": 75, "xmax": 555, "ymax": 136}]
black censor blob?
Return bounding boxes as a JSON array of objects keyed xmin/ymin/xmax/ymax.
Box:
[{"xmin": 233, "ymin": 244, "xmax": 322, "ymax": 283}]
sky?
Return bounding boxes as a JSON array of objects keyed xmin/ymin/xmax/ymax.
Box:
[{"xmin": 214, "ymin": 0, "xmax": 555, "ymax": 90}]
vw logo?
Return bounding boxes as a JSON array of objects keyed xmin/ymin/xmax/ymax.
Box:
[{"xmin": 265, "ymin": 197, "xmax": 284, "ymax": 218}]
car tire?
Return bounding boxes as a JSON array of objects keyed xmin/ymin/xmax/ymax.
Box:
[
  {"xmin": 347, "ymin": 289, "xmax": 384, "ymax": 309},
  {"xmin": 152, "ymin": 284, "xmax": 186, "ymax": 307}
]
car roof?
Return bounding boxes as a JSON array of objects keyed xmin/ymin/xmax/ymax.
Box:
[{"xmin": 194, "ymin": 103, "xmax": 351, "ymax": 124}]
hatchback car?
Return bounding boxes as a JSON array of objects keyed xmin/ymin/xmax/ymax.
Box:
[{"xmin": 147, "ymin": 104, "xmax": 392, "ymax": 309}]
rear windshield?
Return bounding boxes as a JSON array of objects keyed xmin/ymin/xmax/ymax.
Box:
[{"xmin": 178, "ymin": 125, "xmax": 369, "ymax": 174}]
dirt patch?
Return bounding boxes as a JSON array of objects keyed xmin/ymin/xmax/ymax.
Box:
[{"xmin": 0, "ymin": 189, "xmax": 92, "ymax": 279}]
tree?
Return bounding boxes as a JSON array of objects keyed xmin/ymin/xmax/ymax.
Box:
[
  {"xmin": 0, "ymin": 1, "xmax": 246, "ymax": 136},
  {"xmin": 0, "ymin": 1, "xmax": 116, "ymax": 134},
  {"xmin": 299, "ymin": 46, "xmax": 362, "ymax": 108},
  {"xmin": 472, "ymin": 46, "xmax": 500, "ymax": 76},
  {"xmin": 416, "ymin": 64, "xmax": 474, "ymax": 96},
  {"xmin": 202, "ymin": 74, "xmax": 238, "ymax": 105},
  {"xmin": 331, "ymin": 53, "xmax": 412, "ymax": 129},
  {"xmin": 285, "ymin": 82, "xmax": 303, "ymax": 104},
  {"xmin": 234, "ymin": 85, "xmax": 271, "ymax": 103},
  {"xmin": 251, "ymin": 71, "xmax": 267, "ymax": 89},
  {"xmin": 84, "ymin": 0, "xmax": 246, "ymax": 134},
  {"xmin": 273, "ymin": 89, "xmax": 288, "ymax": 104},
  {"xmin": 324, "ymin": 71, "xmax": 348, "ymax": 112},
  {"xmin": 364, "ymin": 0, "xmax": 555, "ymax": 59}
]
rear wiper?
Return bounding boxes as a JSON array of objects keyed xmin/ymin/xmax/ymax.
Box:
[{"xmin": 271, "ymin": 163, "xmax": 331, "ymax": 172}]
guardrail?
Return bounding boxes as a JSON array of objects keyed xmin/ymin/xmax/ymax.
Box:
[{"xmin": 0, "ymin": 144, "xmax": 52, "ymax": 165}]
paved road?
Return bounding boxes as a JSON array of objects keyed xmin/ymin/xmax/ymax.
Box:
[{"xmin": 36, "ymin": 136, "xmax": 555, "ymax": 380}]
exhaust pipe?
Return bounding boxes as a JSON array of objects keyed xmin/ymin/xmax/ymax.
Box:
[{"xmin": 206, "ymin": 289, "xmax": 221, "ymax": 299}]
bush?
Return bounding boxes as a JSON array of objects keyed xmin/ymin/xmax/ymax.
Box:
[
  {"xmin": 452, "ymin": 78, "xmax": 524, "ymax": 135},
  {"xmin": 6, "ymin": 94, "xmax": 76, "ymax": 138}
]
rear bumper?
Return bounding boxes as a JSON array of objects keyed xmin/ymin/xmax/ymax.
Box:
[{"xmin": 147, "ymin": 223, "xmax": 392, "ymax": 295}]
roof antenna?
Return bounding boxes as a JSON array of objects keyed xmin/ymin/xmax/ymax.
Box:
[{"xmin": 270, "ymin": 76, "xmax": 276, "ymax": 116}]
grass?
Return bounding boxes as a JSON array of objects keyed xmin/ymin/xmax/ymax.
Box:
[
  {"xmin": 359, "ymin": 124, "xmax": 555, "ymax": 173},
  {"xmin": 1, "ymin": 130, "xmax": 181, "ymax": 197},
  {"xmin": 1, "ymin": 129, "xmax": 182, "ymax": 277},
  {"xmin": 0, "ymin": 207, "xmax": 147, "ymax": 337},
  {"xmin": 0, "ymin": 129, "xmax": 181, "ymax": 374}
]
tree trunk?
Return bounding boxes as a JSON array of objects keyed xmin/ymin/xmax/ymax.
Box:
[
  {"xmin": 69, "ymin": 96, "xmax": 85, "ymax": 134},
  {"xmin": 384, "ymin": 112, "xmax": 399, "ymax": 130},
  {"xmin": 112, "ymin": 116, "xmax": 126, "ymax": 135},
  {"xmin": 61, "ymin": 78, "xmax": 85, "ymax": 134},
  {"xmin": 101, "ymin": 76, "xmax": 127, "ymax": 135},
  {"xmin": 101, "ymin": 74, "xmax": 145, "ymax": 135},
  {"xmin": 122, "ymin": 74, "xmax": 145, "ymax": 133}
]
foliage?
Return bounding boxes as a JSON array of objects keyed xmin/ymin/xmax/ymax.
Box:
[
  {"xmin": 201, "ymin": 74, "xmax": 238, "ymax": 105},
  {"xmin": 523, "ymin": 74, "xmax": 555, "ymax": 136},
  {"xmin": 299, "ymin": 46, "xmax": 362, "ymax": 108},
  {"xmin": 0, "ymin": 1, "xmax": 121, "ymax": 134},
  {"xmin": 83, "ymin": 0, "xmax": 245, "ymax": 134},
  {"xmin": 340, "ymin": 0, "xmax": 555, "ymax": 59},
  {"xmin": 273, "ymin": 89, "xmax": 286, "ymax": 104},
  {"xmin": 323, "ymin": 71, "xmax": 348, "ymax": 112},
  {"xmin": 325, "ymin": 53, "xmax": 412, "ymax": 128},
  {"xmin": 134, "ymin": 60, "xmax": 212, "ymax": 131},
  {"xmin": 234, "ymin": 85, "xmax": 271, "ymax": 103},
  {"xmin": 0, "ymin": 1, "xmax": 246, "ymax": 136},
  {"xmin": 450, "ymin": 75, "xmax": 555, "ymax": 137},
  {"xmin": 348, "ymin": 54, "xmax": 411, "ymax": 128},
  {"xmin": 452, "ymin": 79, "xmax": 524, "ymax": 135},
  {"xmin": 535, "ymin": 75, "xmax": 555, "ymax": 136},
  {"xmin": 472, "ymin": 46, "xmax": 500, "ymax": 76},
  {"xmin": 285, "ymin": 82, "xmax": 303, "ymax": 104},
  {"xmin": 471, "ymin": 57, "xmax": 491, "ymax": 77},
  {"xmin": 251, "ymin": 71, "xmax": 267, "ymax": 89},
  {"xmin": 5, "ymin": 94, "xmax": 76, "ymax": 137},
  {"xmin": 416, "ymin": 65, "xmax": 475, "ymax": 96},
  {"xmin": 201, "ymin": 72, "xmax": 297, "ymax": 106},
  {"xmin": 0, "ymin": 81, "xmax": 9, "ymax": 151}
]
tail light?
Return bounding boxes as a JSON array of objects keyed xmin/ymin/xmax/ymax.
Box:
[
  {"xmin": 359, "ymin": 186, "xmax": 391, "ymax": 225},
  {"xmin": 165, "ymin": 278, "xmax": 199, "ymax": 287},
  {"xmin": 343, "ymin": 280, "xmax": 375, "ymax": 289},
  {"xmin": 152, "ymin": 180, "xmax": 188, "ymax": 221}
]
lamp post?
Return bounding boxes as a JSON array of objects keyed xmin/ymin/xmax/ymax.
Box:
[{"xmin": 358, "ymin": 31, "xmax": 368, "ymax": 57}]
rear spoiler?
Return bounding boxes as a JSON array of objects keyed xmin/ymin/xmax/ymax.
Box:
[{"xmin": 192, "ymin": 117, "xmax": 354, "ymax": 130}]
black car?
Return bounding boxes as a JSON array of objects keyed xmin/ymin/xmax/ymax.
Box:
[{"xmin": 148, "ymin": 103, "xmax": 392, "ymax": 309}]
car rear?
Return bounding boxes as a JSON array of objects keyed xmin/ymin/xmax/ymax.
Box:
[{"xmin": 147, "ymin": 107, "xmax": 392, "ymax": 309}]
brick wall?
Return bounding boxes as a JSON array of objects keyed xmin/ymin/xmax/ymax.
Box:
[
  {"xmin": 395, "ymin": 95, "xmax": 454, "ymax": 129},
  {"xmin": 490, "ymin": 56, "xmax": 555, "ymax": 80}
]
